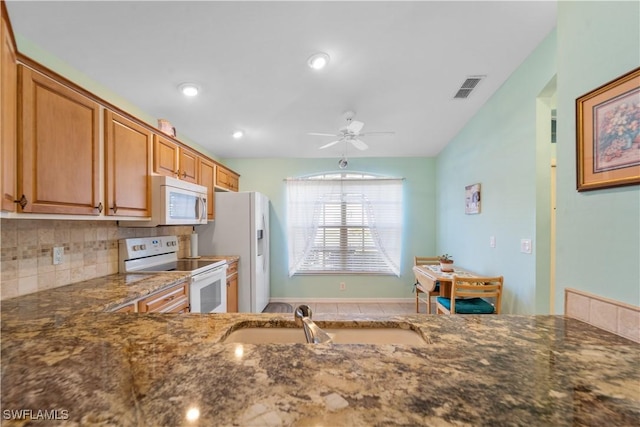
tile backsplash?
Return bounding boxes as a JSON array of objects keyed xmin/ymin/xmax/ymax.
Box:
[
  {"xmin": 565, "ymin": 288, "xmax": 640, "ymax": 343},
  {"xmin": 0, "ymin": 219, "xmax": 193, "ymax": 300}
]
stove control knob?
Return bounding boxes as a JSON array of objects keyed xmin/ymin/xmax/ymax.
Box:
[
  {"xmin": 132, "ymin": 245, "xmax": 140, "ymax": 251},
  {"xmin": 140, "ymin": 244, "xmax": 147, "ymax": 250}
]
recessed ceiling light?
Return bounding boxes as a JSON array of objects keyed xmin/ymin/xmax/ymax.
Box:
[
  {"xmin": 179, "ymin": 83, "xmax": 199, "ymax": 97},
  {"xmin": 307, "ymin": 52, "xmax": 330, "ymax": 70},
  {"xmin": 232, "ymin": 130, "xmax": 244, "ymax": 139}
]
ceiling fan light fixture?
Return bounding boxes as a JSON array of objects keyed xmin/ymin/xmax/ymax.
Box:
[
  {"xmin": 338, "ymin": 157, "xmax": 348, "ymax": 169},
  {"xmin": 232, "ymin": 130, "xmax": 244, "ymax": 139},
  {"xmin": 179, "ymin": 83, "xmax": 199, "ymax": 97},
  {"xmin": 307, "ymin": 52, "xmax": 330, "ymax": 70}
]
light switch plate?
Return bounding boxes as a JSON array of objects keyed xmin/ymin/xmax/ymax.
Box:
[
  {"xmin": 520, "ymin": 239, "xmax": 532, "ymax": 254},
  {"xmin": 490, "ymin": 236, "xmax": 496, "ymax": 248}
]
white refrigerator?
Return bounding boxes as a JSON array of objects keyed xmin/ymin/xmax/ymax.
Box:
[{"xmin": 196, "ymin": 191, "xmax": 270, "ymax": 313}]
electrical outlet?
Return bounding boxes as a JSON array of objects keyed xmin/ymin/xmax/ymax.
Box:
[
  {"xmin": 520, "ymin": 239, "xmax": 532, "ymax": 254},
  {"xmin": 339, "ymin": 282, "xmax": 346, "ymax": 291},
  {"xmin": 53, "ymin": 246, "xmax": 64, "ymax": 265}
]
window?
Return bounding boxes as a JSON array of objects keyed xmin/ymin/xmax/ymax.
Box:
[{"xmin": 286, "ymin": 172, "xmax": 403, "ymax": 276}]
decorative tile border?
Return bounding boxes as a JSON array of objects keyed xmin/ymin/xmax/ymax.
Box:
[{"xmin": 565, "ymin": 288, "xmax": 640, "ymax": 343}]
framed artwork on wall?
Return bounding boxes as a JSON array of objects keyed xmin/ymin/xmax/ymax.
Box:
[
  {"xmin": 576, "ymin": 67, "xmax": 640, "ymax": 191},
  {"xmin": 465, "ymin": 183, "xmax": 481, "ymax": 214}
]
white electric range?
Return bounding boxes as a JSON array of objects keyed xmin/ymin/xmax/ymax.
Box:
[{"xmin": 119, "ymin": 236, "xmax": 227, "ymax": 313}]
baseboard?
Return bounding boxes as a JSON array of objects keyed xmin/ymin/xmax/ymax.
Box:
[{"xmin": 269, "ymin": 297, "xmax": 415, "ymax": 304}]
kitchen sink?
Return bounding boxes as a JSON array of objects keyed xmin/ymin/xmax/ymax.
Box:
[{"xmin": 223, "ymin": 326, "xmax": 427, "ymax": 345}]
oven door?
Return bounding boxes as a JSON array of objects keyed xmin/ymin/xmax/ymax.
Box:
[{"xmin": 190, "ymin": 265, "xmax": 227, "ymax": 313}]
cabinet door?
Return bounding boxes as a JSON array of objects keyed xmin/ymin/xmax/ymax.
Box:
[
  {"xmin": 1, "ymin": 6, "xmax": 17, "ymax": 212},
  {"xmin": 198, "ymin": 157, "xmax": 215, "ymax": 220},
  {"xmin": 179, "ymin": 147, "xmax": 198, "ymax": 183},
  {"xmin": 138, "ymin": 281, "xmax": 189, "ymax": 313},
  {"xmin": 226, "ymin": 261, "xmax": 238, "ymax": 312},
  {"xmin": 228, "ymin": 172, "xmax": 239, "ymax": 192},
  {"xmin": 153, "ymin": 134, "xmax": 179, "ymax": 178},
  {"xmin": 215, "ymin": 165, "xmax": 229, "ymax": 189},
  {"xmin": 227, "ymin": 272, "xmax": 238, "ymax": 313},
  {"xmin": 215, "ymin": 165, "xmax": 239, "ymax": 192},
  {"xmin": 104, "ymin": 110, "xmax": 152, "ymax": 217},
  {"xmin": 18, "ymin": 66, "xmax": 100, "ymax": 214},
  {"xmin": 114, "ymin": 303, "xmax": 136, "ymax": 313}
]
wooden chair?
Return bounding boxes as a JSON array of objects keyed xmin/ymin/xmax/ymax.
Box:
[
  {"xmin": 413, "ymin": 256, "xmax": 440, "ymax": 314},
  {"xmin": 436, "ymin": 276, "xmax": 503, "ymax": 315}
]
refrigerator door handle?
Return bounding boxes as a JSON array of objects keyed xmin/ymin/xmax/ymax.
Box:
[{"xmin": 262, "ymin": 213, "xmax": 267, "ymax": 273}]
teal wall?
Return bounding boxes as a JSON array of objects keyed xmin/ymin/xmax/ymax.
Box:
[
  {"xmin": 555, "ymin": 1, "xmax": 640, "ymax": 308},
  {"xmin": 436, "ymin": 0, "xmax": 640, "ymax": 314},
  {"xmin": 223, "ymin": 157, "xmax": 436, "ymax": 299},
  {"xmin": 435, "ymin": 30, "xmax": 557, "ymax": 314}
]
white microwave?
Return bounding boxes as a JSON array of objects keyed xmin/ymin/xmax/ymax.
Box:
[{"xmin": 120, "ymin": 175, "xmax": 208, "ymax": 227}]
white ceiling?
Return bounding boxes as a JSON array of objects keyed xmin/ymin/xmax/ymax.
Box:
[{"xmin": 6, "ymin": 1, "xmax": 556, "ymax": 159}]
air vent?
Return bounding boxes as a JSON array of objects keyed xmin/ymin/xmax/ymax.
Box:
[{"xmin": 453, "ymin": 75, "xmax": 486, "ymax": 99}]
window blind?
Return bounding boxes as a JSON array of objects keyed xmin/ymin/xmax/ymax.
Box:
[{"xmin": 286, "ymin": 173, "xmax": 403, "ymax": 276}]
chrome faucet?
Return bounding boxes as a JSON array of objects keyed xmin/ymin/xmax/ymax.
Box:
[{"xmin": 294, "ymin": 305, "xmax": 332, "ymax": 344}]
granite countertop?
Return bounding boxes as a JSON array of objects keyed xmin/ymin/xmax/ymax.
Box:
[
  {"xmin": 1, "ymin": 274, "xmax": 639, "ymax": 426},
  {"xmin": 198, "ymin": 255, "xmax": 240, "ymax": 264}
]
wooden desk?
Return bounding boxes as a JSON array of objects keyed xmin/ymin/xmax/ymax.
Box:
[{"xmin": 412, "ymin": 264, "xmax": 478, "ymax": 313}]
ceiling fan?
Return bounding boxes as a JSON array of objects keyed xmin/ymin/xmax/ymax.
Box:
[{"xmin": 308, "ymin": 111, "xmax": 395, "ymax": 151}]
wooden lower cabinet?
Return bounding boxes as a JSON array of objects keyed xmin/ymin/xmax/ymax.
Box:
[
  {"xmin": 114, "ymin": 303, "xmax": 136, "ymax": 313},
  {"xmin": 226, "ymin": 260, "xmax": 238, "ymax": 313},
  {"xmin": 138, "ymin": 280, "xmax": 190, "ymax": 313}
]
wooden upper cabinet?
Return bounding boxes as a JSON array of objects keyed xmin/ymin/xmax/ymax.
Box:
[
  {"xmin": 153, "ymin": 134, "xmax": 197, "ymax": 183},
  {"xmin": 18, "ymin": 65, "xmax": 101, "ymax": 215},
  {"xmin": 198, "ymin": 157, "xmax": 215, "ymax": 220},
  {"xmin": 104, "ymin": 110, "xmax": 152, "ymax": 217},
  {"xmin": 215, "ymin": 165, "xmax": 239, "ymax": 192},
  {"xmin": 153, "ymin": 134, "xmax": 179, "ymax": 178},
  {"xmin": 1, "ymin": 3, "xmax": 17, "ymax": 212},
  {"xmin": 179, "ymin": 146, "xmax": 198, "ymax": 183}
]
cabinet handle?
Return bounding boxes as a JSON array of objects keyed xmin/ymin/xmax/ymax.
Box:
[
  {"xmin": 181, "ymin": 171, "xmax": 187, "ymax": 179},
  {"xmin": 13, "ymin": 195, "xmax": 27, "ymax": 209},
  {"xmin": 110, "ymin": 203, "xmax": 118, "ymax": 214},
  {"xmin": 95, "ymin": 202, "xmax": 103, "ymax": 213},
  {"xmin": 164, "ymin": 295, "xmax": 176, "ymax": 302},
  {"xmin": 174, "ymin": 170, "xmax": 180, "ymax": 177}
]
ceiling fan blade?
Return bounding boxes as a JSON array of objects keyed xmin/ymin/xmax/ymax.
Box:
[
  {"xmin": 360, "ymin": 131, "xmax": 395, "ymax": 136},
  {"xmin": 308, "ymin": 132, "xmax": 339, "ymax": 137},
  {"xmin": 350, "ymin": 139, "xmax": 368, "ymax": 151},
  {"xmin": 347, "ymin": 120, "xmax": 364, "ymax": 134},
  {"xmin": 319, "ymin": 140, "xmax": 341, "ymax": 150}
]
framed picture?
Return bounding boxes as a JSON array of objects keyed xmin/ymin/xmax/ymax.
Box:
[
  {"xmin": 465, "ymin": 183, "xmax": 481, "ymax": 214},
  {"xmin": 576, "ymin": 67, "xmax": 640, "ymax": 191}
]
